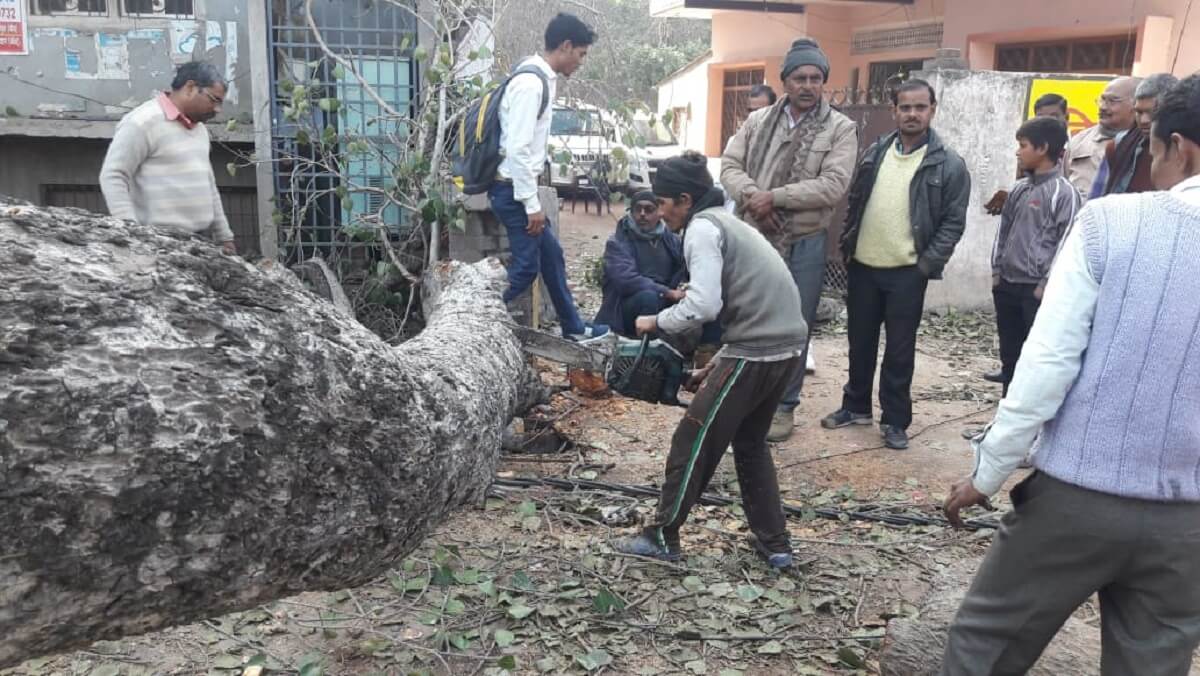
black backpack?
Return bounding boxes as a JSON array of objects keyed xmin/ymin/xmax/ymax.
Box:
[{"xmin": 451, "ymin": 65, "xmax": 550, "ymax": 195}]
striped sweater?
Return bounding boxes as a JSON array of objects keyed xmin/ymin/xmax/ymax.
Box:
[{"xmin": 100, "ymin": 96, "xmax": 233, "ymax": 242}]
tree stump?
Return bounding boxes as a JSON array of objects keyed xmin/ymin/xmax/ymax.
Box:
[{"xmin": 0, "ymin": 199, "xmax": 538, "ymax": 667}]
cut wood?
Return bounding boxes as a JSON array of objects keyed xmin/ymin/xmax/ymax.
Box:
[
  {"xmin": 881, "ymin": 558, "xmax": 1101, "ymax": 675},
  {"xmin": 0, "ymin": 199, "xmax": 541, "ymax": 667}
]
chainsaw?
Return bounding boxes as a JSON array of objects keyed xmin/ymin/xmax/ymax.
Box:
[{"xmin": 510, "ymin": 326, "xmax": 686, "ymax": 405}]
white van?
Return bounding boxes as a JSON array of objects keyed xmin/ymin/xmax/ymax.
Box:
[{"xmin": 545, "ymin": 100, "xmax": 651, "ymax": 195}]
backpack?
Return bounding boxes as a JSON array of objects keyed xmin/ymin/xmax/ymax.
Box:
[{"xmin": 451, "ymin": 64, "xmax": 550, "ymax": 195}]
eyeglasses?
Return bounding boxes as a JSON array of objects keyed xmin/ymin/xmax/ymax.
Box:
[
  {"xmin": 1096, "ymin": 95, "xmax": 1126, "ymax": 106},
  {"xmin": 200, "ymin": 89, "xmax": 224, "ymax": 106}
]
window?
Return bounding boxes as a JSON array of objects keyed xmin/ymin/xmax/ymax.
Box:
[
  {"xmin": 995, "ymin": 36, "xmax": 1135, "ymax": 74},
  {"xmin": 551, "ymin": 109, "xmax": 603, "ymax": 137},
  {"xmin": 34, "ymin": 0, "xmax": 108, "ymax": 16},
  {"xmin": 852, "ymin": 22, "xmax": 943, "ymax": 54},
  {"xmin": 868, "ymin": 60, "xmax": 925, "ymax": 91},
  {"xmin": 123, "ymin": 0, "xmax": 193, "ymax": 17},
  {"xmin": 720, "ymin": 67, "xmax": 764, "ymax": 152}
]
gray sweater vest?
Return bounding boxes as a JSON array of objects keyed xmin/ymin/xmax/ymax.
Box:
[{"xmin": 692, "ymin": 207, "xmax": 808, "ymax": 359}]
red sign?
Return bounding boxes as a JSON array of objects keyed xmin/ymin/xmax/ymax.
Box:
[{"xmin": 0, "ymin": 0, "xmax": 28, "ymax": 56}]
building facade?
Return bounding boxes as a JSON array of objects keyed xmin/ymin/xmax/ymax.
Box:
[
  {"xmin": 0, "ymin": 0, "xmax": 266, "ymax": 252},
  {"xmin": 654, "ymin": 0, "xmax": 1200, "ymax": 157}
]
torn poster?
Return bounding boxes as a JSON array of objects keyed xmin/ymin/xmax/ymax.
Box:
[
  {"xmin": 205, "ymin": 21, "xmax": 222, "ymax": 51},
  {"xmin": 96, "ymin": 33, "xmax": 130, "ymax": 80},
  {"xmin": 169, "ymin": 20, "xmax": 199, "ymax": 64},
  {"xmin": 0, "ymin": 0, "xmax": 29, "ymax": 55},
  {"xmin": 224, "ymin": 21, "xmax": 239, "ymax": 105}
]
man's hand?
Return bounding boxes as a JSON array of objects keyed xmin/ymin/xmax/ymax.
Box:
[
  {"xmin": 634, "ymin": 315, "xmax": 657, "ymax": 336},
  {"xmin": 943, "ymin": 477, "xmax": 991, "ymax": 528},
  {"xmin": 985, "ymin": 190, "xmax": 1009, "ymax": 216},
  {"xmin": 685, "ymin": 360, "xmax": 716, "ymax": 392},
  {"xmin": 221, "ymin": 240, "xmax": 238, "ymax": 255},
  {"xmin": 1034, "ymin": 282, "xmax": 1045, "ymax": 301},
  {"xmin": 747, "ymin": 190, "xmax": 775, "ymax": 218},
  {"xmin": 663, "ymin": 288, "xmax": 686, "ymax": 303},
  {"xmin": 526, "ymin": 210, "xmax": 547, "ymax": 236}
]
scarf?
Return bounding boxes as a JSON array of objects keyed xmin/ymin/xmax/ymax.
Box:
[{"xmin": 745, "ymin": 98, "xmax": 830, "ymax": 197}]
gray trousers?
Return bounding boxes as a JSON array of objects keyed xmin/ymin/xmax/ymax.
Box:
[
  {"xmin": 779, "ymin": 230, "xmax": 827, "ymax": 411},
  {"xmin": 942, "ymin": 472, "xmax": 1200, "ymax": 675}
]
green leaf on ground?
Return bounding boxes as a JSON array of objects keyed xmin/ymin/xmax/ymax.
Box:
[
  {"xmin": 507, "ymin": 604, "xmax": 535, "ymax": 620},
  {"xmin": 494, "ymin": 629, "xmax": 516, "ymax": 647},
  {"xmin": 757, "ymin": 641, "xmax": 785, "ymax": 655},
  {"xmin": 592, "ymin": 588, "xmax": 625, "ymax": 614},
  {"xmin": 575, "ymin": 650, "xmax": 613, "ymax": 671}
]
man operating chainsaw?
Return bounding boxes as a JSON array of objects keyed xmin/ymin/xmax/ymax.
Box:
[{"xmin": 614, "ymin": 151, "xmax": 808, "ymax": 568}]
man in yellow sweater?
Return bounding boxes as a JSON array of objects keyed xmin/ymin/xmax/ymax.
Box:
[{"xmin": 824, "ymin": 79, "xmax": 970, "ymax": 450}]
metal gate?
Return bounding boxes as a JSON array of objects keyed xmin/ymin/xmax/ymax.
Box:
[
  {"xmin": 823, "ymin": 101, "xmax": 894, "ymax": 294},
  {"xmin": 267, "ymin": 0, "xmax": 419, "ymax": 267}
]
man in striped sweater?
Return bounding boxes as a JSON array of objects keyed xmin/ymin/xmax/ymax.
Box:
[
  {"xmin": 942, "ymin": 74, "xmax": 1200, "ymax": 675},
  {"xmin": 100, "ymin": 61, "xmax": 235, "ymax": 254}
]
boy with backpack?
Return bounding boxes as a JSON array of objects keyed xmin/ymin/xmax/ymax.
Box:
[
  {"xmin": 484, "ymin": 12, "xmax": 606, "ymax": 339},
  {"xmin": 990, "ymin": 116, "xmax": 1080, "ymax": 396}
]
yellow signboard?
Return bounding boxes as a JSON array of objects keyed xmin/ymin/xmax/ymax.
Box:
[{"xmin": 1026, "ymin": 77, "xmax": 1112, "ymax": 136}]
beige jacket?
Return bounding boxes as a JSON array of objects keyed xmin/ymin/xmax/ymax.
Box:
[
  {"xmin": 720, "ymin": 99, "xmax": 858, "ymax": 248},
  {"xmin": 1065, "ymin": 124, "xmax": 1118, "ymax": 200}
]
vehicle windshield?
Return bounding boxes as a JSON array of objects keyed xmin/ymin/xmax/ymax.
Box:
[
  {"xmin": 551, "ymin": 108, "xmax": 603, "ymax": 136},
  {"xmin": 632, "ymin": 119, "xmax": 677, "ymax": 146}
]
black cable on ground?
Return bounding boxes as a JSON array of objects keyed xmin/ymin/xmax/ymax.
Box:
[{"xmin": 491, "ymin": 475, "xmax": 1000, "ymax": 531}]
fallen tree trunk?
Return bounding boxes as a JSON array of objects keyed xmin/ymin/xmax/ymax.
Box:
[
  {"xmin": 0, "ymin": 199, "xmax": 539, "ymax": 667},
  {"xmin": 881, "ymin": 559, "xmax": 1101, "ymax": 675}
]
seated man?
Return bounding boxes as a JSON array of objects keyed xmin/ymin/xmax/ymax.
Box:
[{"xmin": 594, "ymin": 191, "xmax": 686, "ymax": 337}]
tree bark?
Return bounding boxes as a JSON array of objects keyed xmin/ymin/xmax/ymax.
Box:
[
  {"xmin": 881, "ymin": 559, "xmax": 1101, "ymax": 675},
  {"xmin": 0, "ymin": 199, "xmax": 536, "ymax": 667}
]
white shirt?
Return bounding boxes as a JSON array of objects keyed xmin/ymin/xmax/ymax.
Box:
[
  {"xmin": 658, "ymin": 218, "xmax": 724, "ymax": 334},
  {"xmin": 498, "ymin": 55, "xmax": 557, "ymax": 215},
  {"xmin": 972, "ymin": 174, "xmax": 1200, "ymax": 495}
]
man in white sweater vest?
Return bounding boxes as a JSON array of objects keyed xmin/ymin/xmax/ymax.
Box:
[
  {"xmin": 100, "ymin": 61, "xmax": 236, "ymax": 254},
  {"xmin": 942, "ymin": 74, "xmax": 1200, "ymax": 675}
]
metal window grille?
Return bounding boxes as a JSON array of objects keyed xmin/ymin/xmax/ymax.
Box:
[
  {"xmin": 42, "ymin": 184, "xmax": 108, "ymax": 213},
  {"xmin": 268, "ymin": 0, "xmax": 419, "ymax": 267},
  {"xmin": 996, "ymin": 36, "xmax": 1135, "ymax": 75},
  {"xmin": 34, "ymin": 0, "xmax": 108, "ymax": 16},
  {"xmin": 852, "ymin": 23, "xmax": 943, "ymax": 55},
  {"xmin": 123, "ymin": 0, "xmax": 194, "ymax": 18}
]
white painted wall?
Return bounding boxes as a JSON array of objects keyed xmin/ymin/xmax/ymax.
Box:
[
  {"xmin": 656, "ymin": 55, "xmax": 711, "ymax": 154},
  {"xmin": 920, "ymin": 69, "xmax": 1030, "ymax": 310}
]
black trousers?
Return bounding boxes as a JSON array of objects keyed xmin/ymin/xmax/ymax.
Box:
[
  {"xmin": 992, "ymin": 280, "xmax": 1041, "ymax": 397},
  {"xmin": 841, "ymin": 261, "xmax": 928, "ymax": 429},
  {"xmin": 642, "ymin": 356, "xmax": 802, "ymax": 554}
]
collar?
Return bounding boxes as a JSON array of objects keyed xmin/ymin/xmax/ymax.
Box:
[
  {"xmin": 527, "ymin": 54, "xmax": 559, "ymax": 82},
  {"xmin": 1170, "ymin": 174, "xmax": 1200, "ymax": 195},
  {"xmin": 894, "ymin": 132, "xmax": 929, "ymax": 155},
  {"xmin": 1026, "ymin": 167, "xmax": 1064, "ymax": 184},
  {"xmin": 156, "ymin": 91, "xmax": 196, "ymax": 129}
]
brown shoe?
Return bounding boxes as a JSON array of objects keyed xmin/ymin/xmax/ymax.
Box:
[{"xmin": 767, "ymin": 410, "xmax": 794, "ymax": 442}]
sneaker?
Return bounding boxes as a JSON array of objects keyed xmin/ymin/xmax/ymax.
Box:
[
  {"xmin": 767, "ymin": 410, "xmax": 794, "ymax": 442},
  {"xmin": 982, "ymin": 369, "xmax": 1004, "ymax": 383},
  {"xmin": 613, "ymin": 534, "xmax": 681, "ymax": 562},
  {"xmin": 881, "ymin": 424, "xmax": 909, "ymax": 450},
  {"xmin": 820, "ymin": 408, "xmax": 873, "ymax": 429},
  {"xmin": 750, "ymin": 536, "xmax": 794, "ymax": 570},
  {"xmin": 567, "ymin": 323, "xmax": 609, "ymax": 341}
]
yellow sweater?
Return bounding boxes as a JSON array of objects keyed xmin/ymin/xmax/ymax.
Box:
[{"xmin": 854, "ymin": 143, "xmax": 927, "ymax": 268}]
